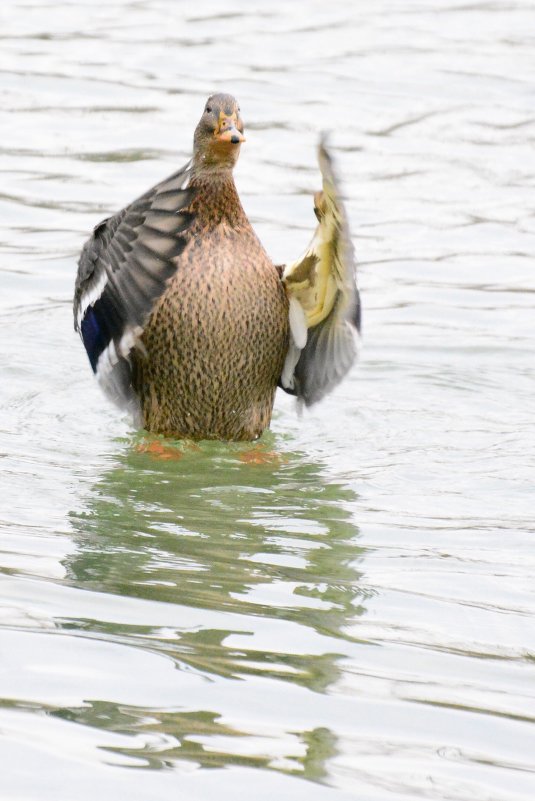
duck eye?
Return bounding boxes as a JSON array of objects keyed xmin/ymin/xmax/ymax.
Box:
[{"xmin": 205, "ymin": 106, "xmax": 212, "ymax": 114}]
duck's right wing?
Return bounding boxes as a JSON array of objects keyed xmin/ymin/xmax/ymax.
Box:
[
  {"xmin": 280, "ymin": 139, "xmax": 361, "ymax": 407},
  {"xmin": 73, "ymin": 164, "xmax": 194, "ymax": 417}
]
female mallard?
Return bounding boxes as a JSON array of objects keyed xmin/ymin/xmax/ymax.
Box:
[{"xmin": 74, "ymin": 93, "xmax": 360, "ymax": 441}]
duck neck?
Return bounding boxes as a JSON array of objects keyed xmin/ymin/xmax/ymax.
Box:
[{"xmin": 188, "ymin": 167, "xmax": 248, "ymax": 228}]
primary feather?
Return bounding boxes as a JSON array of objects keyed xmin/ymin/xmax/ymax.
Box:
[
  {"xmin": 73, "ymin": 164, "xmax": 194, "ymax": 416},
  {"xmin": 281, "ymin": 138, "xmax": 361, "ymax": 406}
]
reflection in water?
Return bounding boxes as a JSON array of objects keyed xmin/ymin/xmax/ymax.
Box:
[{"xmin": 62, "ymin": 436, "xmax": 366, "ymax": 780}]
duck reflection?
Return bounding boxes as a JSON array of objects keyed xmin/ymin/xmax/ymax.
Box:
[{"xmin": 64, "ymin": 435, "xmax": 367, "ymax": 782}]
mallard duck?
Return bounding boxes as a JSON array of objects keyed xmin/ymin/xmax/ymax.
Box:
[{"xmin": 74, "ymin": 93, "xmax": 360, "ymax": 441}]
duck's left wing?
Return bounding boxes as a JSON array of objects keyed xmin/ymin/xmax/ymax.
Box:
[
  {"xmin": 73, "ymin": 164, "xmax": 194, "ymax": 419},
  {"xmin": 280, "ymin": 139, "xmax": 361, "ymax": 406}
]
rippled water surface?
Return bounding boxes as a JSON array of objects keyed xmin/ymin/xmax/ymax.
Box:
[{"xmin": 1, "ymin": 1, "xmax": 535, "ymax": 799}]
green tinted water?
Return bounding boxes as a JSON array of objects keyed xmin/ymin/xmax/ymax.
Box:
[{"xmin": 1, "ymin": 1, "xmax": 535, "ymax": 799}]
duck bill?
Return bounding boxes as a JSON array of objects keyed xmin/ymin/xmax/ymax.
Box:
[
  {"xmin": 216, "ymin": 127, "xmax": 246, "ymax": 144},
  {"xmin": 215, "ymin": 114, "xmax": 246, "ymax": 144}
]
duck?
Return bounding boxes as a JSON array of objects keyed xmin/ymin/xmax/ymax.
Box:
[{"xmin": 73, "ymin": 93, "xmax": 361, "ymax": 441}]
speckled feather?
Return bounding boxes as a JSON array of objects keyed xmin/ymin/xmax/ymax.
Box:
[{"xmin": 132, "ymin": 172, "xmax": 289, "ymax": 440}]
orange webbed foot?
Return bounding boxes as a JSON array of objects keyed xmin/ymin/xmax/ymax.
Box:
[{"xmin": 239, "ymin": 447, "xmax": 287, "ymax": 466}]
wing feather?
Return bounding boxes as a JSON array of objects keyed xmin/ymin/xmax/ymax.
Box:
[
  {"xmin": 281, "ymin": 139, "xmax": 360, "ymax": 406},
  {"xmin": 73, "ymin": 162, "xmax": 194, "ymax": 414}
]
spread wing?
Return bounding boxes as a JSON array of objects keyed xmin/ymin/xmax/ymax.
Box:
[
  {"xmin": 280, "ymin": 138, "xmax": 361, "ymax": 406},
  {"xmin": 73, "ymin": 163, "xmax": 194, "ymax": 419}
]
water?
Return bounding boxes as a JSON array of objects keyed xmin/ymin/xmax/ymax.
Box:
[{"xmin": 1, "ymin": 1, "xmax": 534, "ymax": 799}]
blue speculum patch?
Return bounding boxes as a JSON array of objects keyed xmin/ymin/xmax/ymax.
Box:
[{"xmin": 81, "ymin": 306, "xmax": 108, "ymax": 372}]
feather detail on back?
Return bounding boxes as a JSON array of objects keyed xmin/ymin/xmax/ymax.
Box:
[
  {"xmin": 73, "ymin": 163, "xmax": 194, "ymax": 415},
  {"xmin": 281, "ymin": 138, "xmax": 360, "ymax": 406}
]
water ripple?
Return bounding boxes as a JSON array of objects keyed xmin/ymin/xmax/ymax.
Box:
[{"xmin": 1, "ymin": 1, "xmax": 535, "ymax": 800}]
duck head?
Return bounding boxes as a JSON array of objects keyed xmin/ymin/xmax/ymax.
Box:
[{"xmin": 193, "ymin": 93, "xmax": 245, "ymax": 173}]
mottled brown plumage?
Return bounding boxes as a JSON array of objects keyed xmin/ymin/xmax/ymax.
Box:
[
  {"xmin": 133, "ymin": 169, "xmax": 289, "ymax": 439},
  {"xmin": 74, "ymin": 93, "xmax": 360, "ymax": 441}
]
